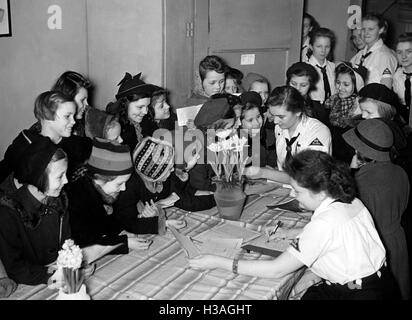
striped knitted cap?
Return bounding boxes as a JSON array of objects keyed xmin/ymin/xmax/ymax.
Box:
[
  {"xmin": 87, "ymin": 138, "xmax": 133, "ymax": 176},
  {"xmin": 133, "ymin": 137, "xmax": 174, "ymax": 182}
]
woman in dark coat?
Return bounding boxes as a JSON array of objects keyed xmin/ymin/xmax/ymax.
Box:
[{"xmin": 344, "ymin": 119, "xmax": 410, "ymax": 300}]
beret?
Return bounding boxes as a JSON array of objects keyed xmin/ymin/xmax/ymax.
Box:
[
  {"xmin": 194, "ymin": 97, "xmax": 232, "ymax": 128},
  {"xmin": 358, "ymin": 83, "xmax": 398, "ymax": 107}
]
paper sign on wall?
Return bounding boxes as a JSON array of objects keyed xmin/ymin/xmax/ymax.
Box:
[{"xmin": 240, "ymin": 54, "xmax": 255, "ymax": 65}]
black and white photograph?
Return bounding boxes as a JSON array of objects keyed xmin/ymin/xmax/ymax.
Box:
[{"xmin": 0, "ymin": 0, "xmax": 411, "ymax": 310}]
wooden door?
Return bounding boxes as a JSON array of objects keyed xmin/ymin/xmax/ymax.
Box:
[
  {"xmin": 164, "ymin": 0, "xmax": 195, "ymax": 108},
  {"xmin": 193, "ymin": 0, "xmax": 304, "ymax": 92}
]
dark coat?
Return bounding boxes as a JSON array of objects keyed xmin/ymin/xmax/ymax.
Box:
[
  {"xmin": 65, "ymin": 176, "xmax": 128, "ymax": 252},
  {"xmin": 113, "ymin": 172, "xmax": 215, "ymax": 235},
  {"xmin": 141, "ymin": 112, "xmax": 177, "ymax": 138},
  {"xmin": 0, "ymin": 127, "xmax": 92, "ymax": 185},
  {"xmin": 0, "ymin": 187, "xmax": 70, "ymax": 285}
]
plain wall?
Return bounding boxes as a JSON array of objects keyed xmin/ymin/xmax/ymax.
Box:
[
  {"xmin": 0, "ymin": 0, "xmax": 88, "ymax": 157},
  {"xmin": 86, "ymin": 0, "xmax": 163, "ymax": 109},
  {"xmin": 306, "ymin": 0, "xmax": 351, "ymax": 63}
]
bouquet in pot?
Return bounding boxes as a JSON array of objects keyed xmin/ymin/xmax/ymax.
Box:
[
  {"xmin": 56, "ymin": 239, "xmax": 84, "ymax": 294},
  {"xmin": 207, "ymin": 129, "xmax": 249, "ymax": 188}
]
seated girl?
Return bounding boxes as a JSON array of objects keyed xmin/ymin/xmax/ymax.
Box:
[
  {"xmin": 106, "ymin": 72, "xmax": 162, "ymax": 152},
  {"xmin": 52, "ymin": 71, "xmax": 92, "ymax": 137},
  {"xmin": 190, "ymin": 150, "xmax": 399, "ymax": 300},
  {"xmin": 244, "ymin": 86, "xmax": 331, "ymax": 185},
  {"xmin": 0, "ymin": 91, "xmax": 91, "ymax": 187},
  {"xmin": 189, "ymin": 95, "xmax": 239, "ymax": 192},
  {"xmin": 0, "ymin": 139, "xmax": 71, "ymax": 285},
  {"xmin": 113, "ymin": 137, "xmax": 214, "ymax": 235},
  {"xmin": 141, "ymin": 86, "xmax": 177, "ymax": 138},
  {"xmin": 238, "ymin": 98, "xmax": 267, "ymax": 168},
  {"xmin": 66, "ymin": 138, "xmax": 152, "ymax": 251}
]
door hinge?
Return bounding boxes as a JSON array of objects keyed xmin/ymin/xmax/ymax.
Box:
[{"xmin": 186, "ymin": 22, "xmax": 194, "ymax": 37}]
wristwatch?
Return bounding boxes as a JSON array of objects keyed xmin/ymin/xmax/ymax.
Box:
[{"xmin": 232, "ymin": 258, "xmax": 239, "ymax": 274}]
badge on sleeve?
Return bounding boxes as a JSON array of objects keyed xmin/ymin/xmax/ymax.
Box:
[
  {"xmin": 382, "ymin": 68, "xmax": 392, "ymax": 76},
  {"xmin": 309, "ymin": 138, "xmax": 323, "ymax": 146},
  {"xmin": 290, "ymin": 238, "xmax": 300, "ymax": 252}
]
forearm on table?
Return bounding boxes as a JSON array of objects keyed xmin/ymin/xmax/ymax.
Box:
[
  {"xmin": 261, "ymin": 168, "xmax": 291, "ymax": 185},
  {"xmin": 214, "ymin": 251, "xmax": 303, "ymax": 279}
]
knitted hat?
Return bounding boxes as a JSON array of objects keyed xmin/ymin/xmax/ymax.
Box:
[
  {"xmin": 342, "ymin": 119, "xmax": 393, "ymax": 161},
  {"xmin": 85, "ymin": 107, "xmax": 117, "ymax": 139},
  {"xmin": 16, "ymin": 137, "xmax": 60, "ymax": 188},
  {"xmin": 286, "ymin": 62, "xmax": 319, "ymax": 83},
  {"xmin": 240, "ymin": 91, "xmax": 262, "ymax": 107},
  {"xmin": 358, "ymin": 83, "xmax": 398, "ymax": 107},
  {"xmin": 243, "ymin": 72, "xmax": 269, "ymax": 91},
  {"xmin": 87, "ymin": 138, "xmax": 133, "ymax": 175},
  {"xmin": 194, "ymin": 97, "xmax": 233, "ymax": 128},
  {"xmin": 115, "ymin": 72, "xmax": 162, "ymax": 100},
  {"xmin": 133, "ymin": 137, "xmax": 174, "ymax": 182}
]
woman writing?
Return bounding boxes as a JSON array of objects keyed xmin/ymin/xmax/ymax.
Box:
[{"xmin": 190, "ymin": 150, "xmax": 399, "ymax": 300}]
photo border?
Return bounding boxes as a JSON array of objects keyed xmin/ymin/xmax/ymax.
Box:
[{"xmin": 0, "ymin": 0, "xmax": 12, "ymax": 37}]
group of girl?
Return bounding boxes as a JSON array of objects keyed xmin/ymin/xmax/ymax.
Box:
[{"xmin": 1, "ymin": 11, "xmax": 412, "ymax": 301}]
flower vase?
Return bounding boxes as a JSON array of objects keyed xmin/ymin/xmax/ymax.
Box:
[
  {"xmin": 213, "ymin": 182, "xmax": 246, "ymax": 221},
  {"xmin": 56, "ymin": 284, "xmax": 91, "ymax": 300}
]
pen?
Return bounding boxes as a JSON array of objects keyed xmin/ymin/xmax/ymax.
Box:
[{"xmin": 266, "ymin": 221, "xmax": 282, "ymax": 243}]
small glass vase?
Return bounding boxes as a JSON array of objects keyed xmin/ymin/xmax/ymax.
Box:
[
  {"xmin": 213, "ymin": 180, "xmax": 246, "ymax": 221},
  {"xmin": 56, "ymin": 284, "xmax": 91, "ymax": 300}
]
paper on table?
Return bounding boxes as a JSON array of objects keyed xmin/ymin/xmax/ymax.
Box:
[
  {"xmin": 169, "ymin": 226, "xmax": 201, "ymax": 259},
  {"xmin": 176, "ymin": 104, "xmax": 203, "ymax": 126},
  {"xmin": 82, "ymin": 243, "xmax": 123, "ymax": 265},
  {"xmin": 200, "ymin": 238, "xmax": 243, "ymax": 259},
  {"xmin": 194, "ymin": 223, "xmax": 261, "ymax": 244}
]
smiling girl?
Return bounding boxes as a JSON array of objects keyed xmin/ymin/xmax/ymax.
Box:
[
  {"xmin": 106, "ymin": 72, "xmax": 162, "ymax": 152},
  {"xmin": 350, "ymin": 13, "xmax": 397, "ymax": 88}
]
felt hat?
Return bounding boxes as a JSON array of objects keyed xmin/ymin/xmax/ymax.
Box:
[
  {"xmin": 85, "ymin": 107, "xmax": 117, "ymax": 139},
  {"xmin": 243, "ymin": 72, "xmax": 270, "ymax": 91},
  {"xmin": 240, "ymin": 91, "xmax": 262, "ymax": 107},
  {"xmin": 358, "ymin": 83, "xmax": 398, "ymax": 107},
  {"xmin": 16, "ymin": 137, "xmax": 60, "ymax": 188},
  {"xmin": 87, "ymin": 138, "xmax": 133, "ymax": 176},
  {"xmin": 115, "ymin": 72, "xmax": 162, "ymax": 100},
  {"xmin": 342, "ymin": 119, "xmax": 393, "ymax": 161},
  {"xmin": 194, "ymin": 97, "xmax": 232, "ymax": 129},
  {"xmin": 286, "ymin": 62, "xmax": 319, "ymax": 83},
  {"xmin": 133, "ymin": 137, "xmax": 175, "ymax": 182}
]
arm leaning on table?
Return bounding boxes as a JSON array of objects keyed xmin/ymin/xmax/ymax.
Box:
[
  {"xmin": 188, "ymin": 250, "xmax": 304, "ymax": 279},
  {"xmin": 244, "ymin": 166, "xmax": 291, "ymax": 185}
]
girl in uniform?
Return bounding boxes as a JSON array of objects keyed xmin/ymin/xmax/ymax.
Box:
[
  {"xmin": 189, "ymin": 149, "xmax": 399, "ymax": 300},
  {"xmin": 307, "ymin": 28, "xmax": 336, "ymax": 104},
  {"xmin": 350, "ymin": 13, "xmax": 397, "ymax": 89}
]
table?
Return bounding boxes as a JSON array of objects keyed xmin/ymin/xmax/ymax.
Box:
[{"xmin": 4, "ymin": 183, "xmax": 321, "ymax": 300}]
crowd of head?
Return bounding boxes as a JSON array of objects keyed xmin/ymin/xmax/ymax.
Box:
[{"xmin": 0, "ymin": 10, "xmax": 411, "ymax": 301}]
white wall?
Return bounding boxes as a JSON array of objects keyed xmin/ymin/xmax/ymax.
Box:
[
  {"xmin": 0, "ymin": 0, "xmax": 88, "ymax": 157},
  {"xmin": 86, "ymin": 0, "xmax": 163, "ymax": 109},
  {"xmin": 306, "ymin": 0, "xmax": 351, "ymax": 63}
]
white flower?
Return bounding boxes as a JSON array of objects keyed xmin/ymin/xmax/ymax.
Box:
[
  {"xmin": 57, "ymin": 239, "xmax": 83, "ymax": 270},
  {"xmin": 207, "ymin": 142, "xmax": 222, "ymax": 153},
  {"xmin": 216, "ymin": 129, "xmax": 233, "ymax": 139}
]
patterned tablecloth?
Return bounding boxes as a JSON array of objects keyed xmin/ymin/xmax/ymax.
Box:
[{"xmin": 4, "ymin": 182, "xmax": 321, "ymax": 300}]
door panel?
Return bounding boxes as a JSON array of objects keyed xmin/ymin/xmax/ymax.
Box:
[{"xmin": 194, "ymin": 0, "xmax": 304, "ymax": 91}]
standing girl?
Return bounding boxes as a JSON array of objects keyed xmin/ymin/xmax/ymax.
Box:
[
  {"xmin": 307, "ymin": 28, "xmax": 336, "ymax": 103},
  {"xmin": 350, "ymin": 13, "xmax": 397, "ymax": 88}
]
